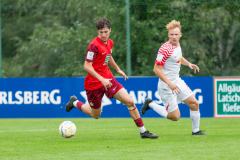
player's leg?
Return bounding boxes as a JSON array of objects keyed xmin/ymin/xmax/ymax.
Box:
[
  {"xmin": 105, "ymin": 78, "xmax": 142, "ymax": 121},
  {"xmin": 66, "ymin": 96, "xmax": 102, "ymax": 119},
  {"xmin": 113, "ymin": 88, "xmax": 158, "ymax": 138},
  {"xmin": 65, "ymin": 88, "xmax": 104, "ymax": 119},
  {"xmin": 142, "ymin": 98, "xmax": 181, "ymax": 122},
  {"xmin": 141, "ymin": 99, "xmax": 168, "ymax": 118},
  {"xmin": 183, "ymin": 95, "xmax": 203, "ymax": 135},
  {"xmin": 177, "ymin": 78, "xmax": 204, "ymax": 135},
  {"xmin": 114, "ymin": 88, "xmax": 141, "ymax": 119},
  {"xmin": 162, "ymin": 95, "xmax": 180, "ymax": 121},
  {"xmin": 74, "ymin": 101, "xmax": 102, "ymax": 119},
  {"xmin": 142, "ymin": 84, "xmax": 180, "ymax": 121},
  {"xmin": 166, "ymin": 107, "xmax": 180, "ymax": 121}
]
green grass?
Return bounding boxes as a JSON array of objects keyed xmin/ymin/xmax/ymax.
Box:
[{"xmin": 0, "ymin": 118, "xmax": 239, "ymax": 160}]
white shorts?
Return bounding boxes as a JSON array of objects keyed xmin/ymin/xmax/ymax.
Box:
[{"xmin": 157, "ymin": 77, "xmax": 193, "ymax": 113}]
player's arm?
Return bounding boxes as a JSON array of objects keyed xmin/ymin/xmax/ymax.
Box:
[
  {"xmin": 84, "ymin": 44, "xmax": 112, "ymax": 89},
  {"xmin": 109, "ymin": 56, "xmax": 128, "ymax": 80},
  {"xmin": 153, "ymin": 64, "xmax": 180, "ymax": 94},
  {"xmin": 84, "ymin": 47, "xmax": 105, "ymax": 82},
  {"xmin": 84, "ymin": 61, "xmax": 104, "ymax": 81},
  {"xmin": 84, "ymin": 61, "xmax": 112, "ymax": 90},
  {"xmin": 181, "ymin": 57, "xmax": 200, "ymax": 73}
]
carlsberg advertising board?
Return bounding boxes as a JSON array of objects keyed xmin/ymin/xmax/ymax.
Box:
[{"xmin": 0, "ymin": 77, "xmax": 213, "ymax": 118}]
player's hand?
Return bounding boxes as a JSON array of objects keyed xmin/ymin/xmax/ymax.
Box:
[
  {"xmin": 117, "ymin": 69, "xmax": 128, "ymax": 80},
  {"xmin": 101, "ymin": 78, "xmax": 112, "ymax": 90},
  {"xmin": 168, "ymin": 82, "xmax": 180, "ymax": 94},
  {"xmin": 188, "ymin": 63, "xmax": 200, "ymax": 74}
]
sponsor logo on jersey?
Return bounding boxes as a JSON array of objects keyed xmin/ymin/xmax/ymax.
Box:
[{"xmin": 104, "ymin": 54, "xmax": 111, "ymax": 65}]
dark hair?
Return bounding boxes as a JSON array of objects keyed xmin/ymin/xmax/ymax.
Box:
[{"xmin": 96, "ymin": 18, "xmax": 111, "ymax": 30}]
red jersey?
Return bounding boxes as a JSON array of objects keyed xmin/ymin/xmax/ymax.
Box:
[{"xmin": 84, "ymin": 37, "xmax": 114, "ymax": 90}]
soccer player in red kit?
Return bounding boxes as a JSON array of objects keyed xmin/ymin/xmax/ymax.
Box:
[{"xmin": 65, "ymin": 18, "xmax": 158, "ymax": 139}]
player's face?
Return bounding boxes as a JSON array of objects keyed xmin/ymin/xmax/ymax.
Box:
[
  {"xmin": 168, "ymin": 27, "xmax": 182, "ymax": 46},
  {"xmin": 98, "ymin": 27, "xmax": 111, "ymax": 43}
]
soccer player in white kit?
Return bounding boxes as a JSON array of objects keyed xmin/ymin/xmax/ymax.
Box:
[{"xmin": 141, "ymin": 20, "xmax": 204, "ymax": 135}]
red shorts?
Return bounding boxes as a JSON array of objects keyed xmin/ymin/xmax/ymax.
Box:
[{"xmin": 86, "ymin": 78, "xmax": 123, "ymax": 109}]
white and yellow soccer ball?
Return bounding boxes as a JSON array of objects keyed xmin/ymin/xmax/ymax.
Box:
[{"xmin": 59, "ymin": 121, "xmax": 77, "ymax": 138}]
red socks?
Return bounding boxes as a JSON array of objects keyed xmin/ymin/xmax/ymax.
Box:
[
  {"xmin": 76, "ymin": 101, "xmax": 83, "ymax": 111},
  {"xmin": 134, "ymin": 118, "xmax": 144, "ymax": 127}
]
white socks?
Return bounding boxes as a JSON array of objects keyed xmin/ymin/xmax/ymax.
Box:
[
  {"xmin": 190, "ymin": 110, "xmax": 200, "ymax": 133},
  {"xmin": 148, "ymin": 101, "xmax": 201, "ymax": 133},
  {"xmin": 149, "ymin": 101, "xmax": 168, "ymax": 118},
  {"xmin": 139, "ymin": 126, "xmax": 147, "ymax": 133},
  {"xmin": 73, "ymin": 101, "xmax": 78, "ymax": 107}
]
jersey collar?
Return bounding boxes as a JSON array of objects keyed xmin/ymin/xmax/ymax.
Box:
[{"xmin": 96, "ymin": 37, "xmax": 108, "ymax": 46}]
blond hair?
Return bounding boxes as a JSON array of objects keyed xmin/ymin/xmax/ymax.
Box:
[{"xmin": 166, "ymin": 20, "xmax": 181, "ymax": 31}]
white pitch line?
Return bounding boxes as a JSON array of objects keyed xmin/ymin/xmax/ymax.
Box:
[{"xmin": 0, "ymin": 128, "xmax": 56, "ymax": 133}]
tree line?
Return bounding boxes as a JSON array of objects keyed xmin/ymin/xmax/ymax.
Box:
[{"xmin": 2, "ymin": 0, "xmax": 240, "ymax": 77}]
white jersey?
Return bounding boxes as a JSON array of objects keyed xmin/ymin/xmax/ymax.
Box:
[
  {"xmin": 155, "ymin": 41, "xmax": 182, "ymax": 82},
  {"xmin": 155, "ymin": 41, "xmax": 193, "ymax": 111}
]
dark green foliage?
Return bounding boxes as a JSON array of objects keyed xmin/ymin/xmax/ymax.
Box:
[{"xmin": 2, "ymin": 0, "xmax": 240, "ymax": 77}]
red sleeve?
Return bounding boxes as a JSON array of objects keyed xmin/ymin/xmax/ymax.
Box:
[
  {"xmin": 155, "ymin": 46, "xmax": 172, "ymax": 66},
  {"xmin": 88, "ymin": 43, "xmax": 98, "ymax": 53}
]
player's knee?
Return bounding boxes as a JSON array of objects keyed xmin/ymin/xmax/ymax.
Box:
[
  {"xmin": 167, "ymin": 111, "xmax": 180, "ymax": 121},
  {"xmin": 172, "ymin": 116, "xmax": 180, "ymax": 121},
  {"xmin": 190, "ymin": 100, "xmax": 199, "ymax": 111},
  {"xmin": 125, "ymin": 99, "xmax": 135, "ymax": 108},
  {"xmin": 170, "ymin": 115, "xmax": 180, "ymax": 121}
]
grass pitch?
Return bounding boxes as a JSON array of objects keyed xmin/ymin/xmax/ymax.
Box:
[{"xmin": 0, "ymin": 118, "xmax": 239, "ymax": 160}]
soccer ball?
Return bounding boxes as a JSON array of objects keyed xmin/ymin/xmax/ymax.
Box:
[{"xmin": 59, "ymin": 121, "xmax": 77, "ymax": 138}]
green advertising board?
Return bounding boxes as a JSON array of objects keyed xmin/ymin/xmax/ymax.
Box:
[{"xmin": 214, "ymin": 77, "xmax": 240, "ymax": 117}]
